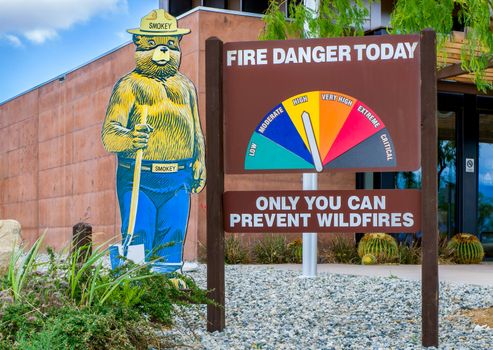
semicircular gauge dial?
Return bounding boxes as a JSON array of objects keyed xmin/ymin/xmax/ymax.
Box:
[{"xmin": 244, "ymin": 91, "xmax": 397, "ymax": 171}]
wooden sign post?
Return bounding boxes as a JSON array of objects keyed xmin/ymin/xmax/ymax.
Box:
[
  {"xmin": 420, "ymin": 29, "xmax": 439, "ymax": 347},
  {"xmin": 205, "ymin": 30, "xmax": 438, "ymax": 347},
  {"xmin": 205, "ymin": 37, "xmax": 225, "ymax": 332}
]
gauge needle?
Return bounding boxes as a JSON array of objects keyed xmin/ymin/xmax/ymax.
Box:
[{"xmin": 301, "ymin": 111, "xmax": 323, "ymax": 172}]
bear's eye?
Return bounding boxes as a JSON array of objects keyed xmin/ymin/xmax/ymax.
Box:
[
  {"xmin": 167, "ymin": 39, "xmax": 175, "ymax": 47},
  {"xmin": 148, "ymin": 39, "xmax": 156, "ymax": 46}
]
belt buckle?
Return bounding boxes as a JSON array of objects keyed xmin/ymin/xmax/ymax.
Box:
[{"xmin": 152, "ymin": 163, "xmax": 179, "ymax": 173}]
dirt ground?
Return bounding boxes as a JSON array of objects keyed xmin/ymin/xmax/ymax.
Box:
[{"xmin": 463, "ymin": 307, "xmax": 493, "ymax": 328}]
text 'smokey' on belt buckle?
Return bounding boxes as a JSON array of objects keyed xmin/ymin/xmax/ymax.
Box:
[{"xmin": 152, "ymin": 163, "xmax": 179, "ymax": 173}]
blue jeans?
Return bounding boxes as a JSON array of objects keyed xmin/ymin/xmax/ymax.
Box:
[{"xmin": 116, "ymin": 157, "xmax": 193, "ymax": 273}]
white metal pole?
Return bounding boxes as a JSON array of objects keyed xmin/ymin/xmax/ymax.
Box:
[
  {"xmin": 301, "ymin": 0, "xmax": 320, "ymax": 278},
  {"xmin": 159, "ymin": 0, "xmax": 169, "ymax": 11},
  {"xmin": 302, "ymin": 173, "xmax": 317, "ymax": 277},
  {"xmin": 303, "ymin": 0, "xmax": 320, "ymax": 37}
]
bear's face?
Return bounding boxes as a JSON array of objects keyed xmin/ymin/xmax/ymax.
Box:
[{"xmin": 133, "ymin": 35, "xmax": 181, "ymax": 79}]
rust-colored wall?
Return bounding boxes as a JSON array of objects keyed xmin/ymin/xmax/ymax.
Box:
[
  {"xmin": 0, "ymin": 90, "xmax": 39, "ymax": 247},
  {"xmin": 0, "ymin": 9, "xmax": 354, "ymax": 259},
  {"xmin": 0, "ymin": 43, "xmax": 135, "ymax": 250}
]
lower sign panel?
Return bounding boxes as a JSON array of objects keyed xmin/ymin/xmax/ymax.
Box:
[{"xmin": 223, "ymin": 190, "xmax": 421, "ymax": 233}]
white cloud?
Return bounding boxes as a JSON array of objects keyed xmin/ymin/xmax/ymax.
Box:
[
  {"xmin": 24, "ymin": 29, "xmax": 57, "ymax": 44},
  {"xmin": 3, "ymin": 34, "xmax": 23, "ymax": 47},
  {"xmin": 0, "ymin": 0, "xmax": 127, "ymax": 44},
  {"xmin": 116, "ymin": 31, "xmax": 128, "ymax": 41}
]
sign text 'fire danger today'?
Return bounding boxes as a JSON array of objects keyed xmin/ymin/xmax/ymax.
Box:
[
  {"xmin": 226, "ymin": 41, "xmax": 418, "ymax": 66},
  {"xmin": 223, "ymin": 190, "xmax": 421, "ymax": 233}
]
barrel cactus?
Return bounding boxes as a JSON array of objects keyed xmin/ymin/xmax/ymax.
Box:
[
  {"xmin": 357, "ymin": 233, "xmax": 398, "ymax": 263},
  {"xmin": 361, "ymin": 253, "xmax": 377, "ymax": 265},
  {"xmin": 447, "ymin": 233, "xmax": 484, "ymax": 264},
  {"xmin": 357, "ymin": 233, "xmax": 371, "ymax": 257}
]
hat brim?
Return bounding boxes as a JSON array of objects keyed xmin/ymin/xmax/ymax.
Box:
[{"xmin": 127, "ymin": 28, "xmax": 191, "ymax": 36}]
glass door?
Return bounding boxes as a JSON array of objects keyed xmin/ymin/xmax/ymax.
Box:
[
  {"xmin": 437, "ymin": 110, "xmax": 456, "ymax": 238},
  {"xmin": 395, "ymin": 109, "xmax": 457, "ymax": 239},
  {"xmin": 478, "ymin": 113, "xmax": 493, "ymax": 258}
]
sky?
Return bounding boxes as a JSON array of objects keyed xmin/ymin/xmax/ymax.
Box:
[{"xmin": 0, "ymin": 0, "xmax": 158, "ymax": 103}]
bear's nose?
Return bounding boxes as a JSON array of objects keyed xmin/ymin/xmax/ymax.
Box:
[{"xmin": 152, "ymin": 45, "xmax": 171, "ymax": 64}]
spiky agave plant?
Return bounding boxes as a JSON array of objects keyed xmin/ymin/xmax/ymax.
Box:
[
  {"xmin": 357, "ymin": 233, "xmax": 398, "ymax": 263},
  {"xmin": 447, "ymin": 233, "xmax": 484, "ymax": 264}
]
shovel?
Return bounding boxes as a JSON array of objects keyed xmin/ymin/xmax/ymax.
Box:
[{"xmin": 110, "ymin": 106, "xmax": 148, "ymax": 269}]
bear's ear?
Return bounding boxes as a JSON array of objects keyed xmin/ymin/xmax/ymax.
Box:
[{"xmin": 132, "ymin": 35, "xmax": 144, "ymax": 47}]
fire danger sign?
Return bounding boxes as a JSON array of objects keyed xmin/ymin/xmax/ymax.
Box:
[{"xmin": 223, "ymin": 35, "xmax": 421, "ymax": 174}]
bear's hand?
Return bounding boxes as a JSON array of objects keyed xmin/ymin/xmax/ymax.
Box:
[
  {"xmin": 191, "ymin": 160, "xmax": 206, "ymax": 193},
  {"xmin": 131, "ymin": 124, "xmax": 153, "ymax": 150}
]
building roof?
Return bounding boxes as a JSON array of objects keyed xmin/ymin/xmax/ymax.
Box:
[{"xmin": 437, "ymin": 31, "xmax": 493, "ymax": 88}]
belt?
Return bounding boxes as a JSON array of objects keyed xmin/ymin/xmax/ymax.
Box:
[{"xmin": 118, "ymin": 159, "xmax": 193, "ymax": 173}]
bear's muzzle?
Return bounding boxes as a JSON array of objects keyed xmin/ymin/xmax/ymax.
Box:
[{"xmin": 152, "ymin": 45, "xmax": 170, "ymax": 64}]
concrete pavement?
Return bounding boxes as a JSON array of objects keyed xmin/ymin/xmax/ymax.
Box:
[{"xmin": 264, "ymin": 263, "xmax": 493, "ymax": 286}]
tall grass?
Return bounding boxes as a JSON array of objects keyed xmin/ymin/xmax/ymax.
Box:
[
  {"xmin": 328, "ymin": 236, "xmax": 360, "ymax": 264},
  {"xmin": 252, "ymin": 235, "xmax": 289, "ymax": 264},
  {"xmin": 6, "ymin": 233, "xmax": 44, "ymax": 302},
  {"xmin": 65, "ymin": 243, "xmax": 155, "ymax": 307},
  {"xmin": 398, "ymin": 242, "xmax": 422, "ymax": 264},
  {"xmin": 224, "ymin": 235, "xmax": 250, "ymax": 264}
]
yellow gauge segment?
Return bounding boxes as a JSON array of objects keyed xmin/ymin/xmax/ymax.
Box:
[{"xmin": 281, "ymin": 91, "xmax": 320, "ymax": 151}]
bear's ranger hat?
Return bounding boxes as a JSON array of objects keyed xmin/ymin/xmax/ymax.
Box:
[{"xmin": 127, "ymin": 9, "xmax": 191, "ymax": 36}]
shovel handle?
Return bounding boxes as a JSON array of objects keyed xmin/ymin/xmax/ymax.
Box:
[{"xmin": 126, "ymin": 106, "xmax": 148, "ymax": 240}]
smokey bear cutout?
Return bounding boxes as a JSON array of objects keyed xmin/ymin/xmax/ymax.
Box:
[{"xmin": 102, "ymin": 9, "xmax": 206, "ymax": 273}]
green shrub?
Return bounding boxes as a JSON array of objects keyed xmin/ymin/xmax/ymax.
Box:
[
  {"xmin": 318, "ymin": 245, "xmax": 336, "ymax": 263},
  {"xmin": 447, "ymin": 233, "xmax": 485, "ymax": 264},
  {"xmin": 224, "ymin": 235, "xmax": 250, "ymax": 264},
  {"xmin": 0, "ymin": 302, "xmax": 42, "ymax": 347},
  {"xmin": 329, "ymin": 236, "xmax": 360, "ymax": 264},
  {"xmin": 287, "ymin": 238, "xmax": 303, "ymax": 263},
  {"xmin": 253, "ymin": 235, "xmax": 289, "ymax": 263},
  {"xmin": 14, "ymin": 307, "xmax": 144, "ymax": 350},
  {"xmin": 0, "ymin": 236, "xmax": 210, "ymax": 349},
  {"xmin": 398, "ymin": 242, "xmax": 422, "ymax": 264},
  {"xmin": 357, "ymin": 233, "xmax": 398, "ymax": 263}
]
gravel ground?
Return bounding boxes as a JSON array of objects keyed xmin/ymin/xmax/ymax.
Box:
[{"xmin": 162, "ymin": 264, "xmax": 493, "ymax": 350}]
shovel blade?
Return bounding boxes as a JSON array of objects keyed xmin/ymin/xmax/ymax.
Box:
[
  {"xmin": 109, "ymin": 243, "xmax": 145, "ymax": 269},
  {"xmin": 127, "ymin": 244, "xmax": 145, "ymax": 264}
]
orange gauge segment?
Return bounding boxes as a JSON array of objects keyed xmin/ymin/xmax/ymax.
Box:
[{"xmin": 318, "ymin": 91, "xmax": 355, "ymax": 162}]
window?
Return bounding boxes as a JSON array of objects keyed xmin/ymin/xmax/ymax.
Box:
[
  {"xmin": 204, "ymin": 0, "xmax": 226, "ymax": 8},
  {"xmin": 242, "ymin": 0, "xmax": 269, "ymax": 14},
  {"xmin": 169, "ymin": 0, "xmax": 193, "ymax": 17}
]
